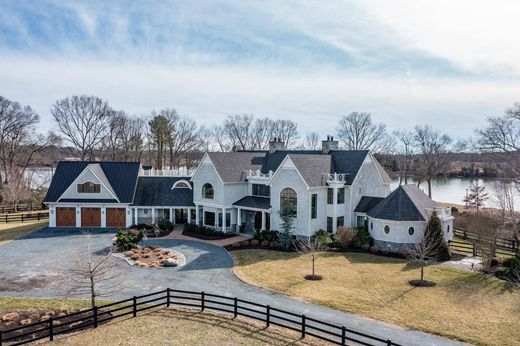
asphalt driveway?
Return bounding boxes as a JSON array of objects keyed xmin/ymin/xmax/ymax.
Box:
[{"xmin": 0, "ymin": 228, "xmax": 465, "ymax": 346}]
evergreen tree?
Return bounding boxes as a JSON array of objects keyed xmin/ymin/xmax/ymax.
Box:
[
  {"xmin": 507, "ymin": 248, "xmax": 520, "ymax": 283},
  {"xmin": 424, "ymin": 211, "xmax": 451, "ymax": 261}
]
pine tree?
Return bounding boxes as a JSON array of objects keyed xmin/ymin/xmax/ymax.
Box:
[
  {"xmin": 424, "ymin": 211, "xmax": 451, "ymax": 261},
  {"xmin": 508, "ymin": 248, "xmax": 520, "ymax": 283}
]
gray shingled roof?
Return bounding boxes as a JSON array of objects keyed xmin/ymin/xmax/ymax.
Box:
[
  {"xmin": 367, "ymin": 185, "xmax": 438, "ymax": 221},
  {"xmin": 206, "ymin": 149, "xmax": 377, "ymax": 186},
  {"xmin": 44, "ymin": 161, "xmax": 141, "ymax": 203},
  {"xmin": 132, "ymin": 177, "xmax": 194, "ymax": 207},
  {"xmin": 354, "ymin": 196, "xmax": 385, "ymax": 213},
  {"xmin": 232, "ymin": 196, "xmax": 271, "ymax": 210},
  {"xmin": 59, "ymin": 198, "xmax": 118, "ymax": 203}
]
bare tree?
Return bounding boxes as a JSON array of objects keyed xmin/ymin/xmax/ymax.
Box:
[
  {"xmin": 336, "ymin": 112, "xmax": 393, "ymax": 153},
  {"xmin": 463, "ymin": 183, "xmax": 489, "ymax": 213},
  {"xmin": 305, "ymin": 132, "xmax": 320, "ymax": 150},
  {"xmin": 393, "ymin": 129, "xmax": 415, "ymax": 184},
  {"xmin": 251, "ymin": 117, "xmax": 273, "ymax": 150},
  {"xmin": 223, "ymin": 114, "xmax": 254, "ymax": 150},
  {"xmin": 414, "ymin": 125, "xmax": 453, "ymax": 197},
  {"xmin": 120, "ymin": 115, "xmax": 145, "ymax": 162},
  {"xmin": 165, "ymin": 112, "xmax": 199, "ymax": 170},
  {"xmin": 61, "ymin": 233, "xmax": 124, "ymax": 309},
  {"xmin": 294, "ymin": 236, "xmax": 326, "ymax": 280},
  {"xmin": 491, "ymin": 180, "xmax": 516, "ymax": 221},
  {"xmin": 51, "ymin": 95, "xmax": 113, "ymax": 160},
  {"xmin": 210, "ymin": 125, "xmax": 232, "ymax": 152},
  {"xmin": 271, "ymin": 119, "xmax": 298, "ymax": 148}
]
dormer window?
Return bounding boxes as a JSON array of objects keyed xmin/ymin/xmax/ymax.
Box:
[
  {"xmin": 202, "ymin": 183, "xmax": 214, "ymax": 199},
  {"xmin": 172, "ymin": 180, "xmax": 191, "ymax": 189},
  {"xmin": 77, "ymin": 181, "xmax": 101, "ymax": 193}
]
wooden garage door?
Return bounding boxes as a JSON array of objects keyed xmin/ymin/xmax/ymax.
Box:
[
  {"xmin": 81, "ymin": 208, "xmax": 101, "ymax": 227},
  {"xmin": 106, "ymin": 208, "xmax": 126, "ymax": 227},
  {"xmin": 56, "ymin": 207, "xmax": 76, "ymax": 227}
]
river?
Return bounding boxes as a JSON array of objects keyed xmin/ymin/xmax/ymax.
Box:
[{"xmin": 390, "ymin": 177, "xmax": 519, "ymax": 209}]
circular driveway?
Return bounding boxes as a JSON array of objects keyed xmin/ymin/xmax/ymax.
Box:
[{"xmin": 0, "ymin": 228, "xmax": 465, "ymax": 346}]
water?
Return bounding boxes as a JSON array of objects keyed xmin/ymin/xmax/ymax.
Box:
[{"xmin": 391, "ymin": 177, "xmax": 520, "ymax": 209}]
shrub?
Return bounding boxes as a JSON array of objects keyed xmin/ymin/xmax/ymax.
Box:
[
  {"xmin": 314, "ymin": 229, "xmax": 332, "ymax": 246},
  {"xmin": 260, "ymin": 230, "xmax": 279, "ymax": 242},
  {"xmin": 158, "ymin": 220, "xmax": 174, "ymax": 231},
  {"xmin": 451, "ymin": 206, "xmax": 459, "ymax": 215},
  {"xmin": 183, "ymin": 223, "xmax": 228, "ymax": 237},
  {"xmin": 114, "ymin": 228, "xmax": 143, "ymax": 252},
  {"xmin": 278, "ymin": 231, "xmax": 293, "ymax": 251},
  {"xmin": 507, "ymin": 248, "xmax": 520, "ymax": 282},
  {"xmin": 352, "ymin": 228, "xmax": 373, "ymax": 248},
  {"xmin": 335, "ymin": 227, "xmax": 358, "ymax": 248}
]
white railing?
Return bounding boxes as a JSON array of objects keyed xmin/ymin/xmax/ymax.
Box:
[
  {"xmin": 246, "ymin": 169, "xmax": 273, "ymax": 180},
  {"xmin": 326, "ymin": 173, "xmax": 348, "ymax": 183},
  {"xmin": 140, "ymin": 168, "xmax": 195, "ymax": 177}
]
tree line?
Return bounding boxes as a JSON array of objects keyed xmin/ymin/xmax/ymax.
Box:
[{"xmin": 1, "ymin": 94, "xmax": 519, "ymax": 205}]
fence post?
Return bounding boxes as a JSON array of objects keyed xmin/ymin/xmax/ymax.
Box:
[
  {"xmin": 341, "ymin": 326, "xmax": 346, "ymax": 346},
  {"xmin": 49, "ymin": 317, "xmax": 54, "ymax": 341},
  {"xmin": 201, "ymin": 291, "xmax": 205, "ymax": 311},
  {"xmin": 266, "ymin": 305, "xmax": 270, "ymax": 327},
  {"xmin": 38, "ymin": 212, "xmax": 40, "ymax": 221},
  {"xmin": 472, "ymin": 241, "xmax": 477, "ymax": 257},
  {"xmin": 93, "ymin": 306, "xmax": 98, "ymax": 328},
  {"xmin": 386, "ymin": 339, "xmax": 392, "ymax": 346},
  {"xmin": 5, "ymin": 215, "xmax": 7, "ymax": 223},
  {"xmin": 233, "ymin": 297, "xmax": 238, "ymax": 318},
  {"xmin": 133, "ymin": 296, "xmax": 137, "ymax": 317},
  {"xmin": 167, "ymin": 288, "xmax": 170, "ymax": 308},
  {"xmin": 301, "ymin": 314, "xmax": 306, "ymax": 339},
  {"xmin": 21, "ymin": 214, "xmax": 24, "ymax": 223}
]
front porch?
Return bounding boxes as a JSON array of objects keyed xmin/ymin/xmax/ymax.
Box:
[{"xmin": 133, "ymin": 207, "xmax": 196, "ymax": 225}]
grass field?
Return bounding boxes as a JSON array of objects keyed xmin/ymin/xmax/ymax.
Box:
[
  {"xmin": 232, "ymin": 250, "xmax": 520, "ymax": 346},
  {"xmin": 0, "ymin": 297, "xmax": 325, "ymax": 346},
  {"xmin": 0, "ymin": 219, "xmax": 47, "ymax": 244}
]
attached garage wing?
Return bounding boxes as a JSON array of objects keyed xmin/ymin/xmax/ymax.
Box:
[
  {"xmin": 106, "ymin": 208, "xmax": 126, "ymax": 227},
  {"xmin": 56, "ymin": 207, "xmax": 76, "ymax": 227},
  {"xmin": 81, "ymin": 207, "xmax": 101, "ymax": 227}
]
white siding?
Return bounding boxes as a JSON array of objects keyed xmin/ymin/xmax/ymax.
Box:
[
  {"xmin": 192, "ymin": 163, "xmax": 224, "ymax": 205},
  {"xmin": 60, "ymin": 168, "xmax": 118, "ymax": 201}
]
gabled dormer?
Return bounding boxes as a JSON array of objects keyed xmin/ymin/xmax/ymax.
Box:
[{"xmin": 57, "ymin": 163, "xmax": 120, "ymax": 202}]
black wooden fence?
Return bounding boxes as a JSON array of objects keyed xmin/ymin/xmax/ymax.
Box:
[
  {"xmin": 0, "ymin": 205, "xmax": 45, "ymax": 214},
  {"xmin": 0, "ymin": 212, "xmax": 49, "ymax": 223},
  {"xmin": 449, "ymin": 228, "xmax": 518, "ymax": 257},
  {"xmin": 0, "ymin": 289, "xmax": 401, "ymax": 346}
]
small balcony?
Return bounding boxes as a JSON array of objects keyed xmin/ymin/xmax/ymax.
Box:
[
  {"xmin": 246, "ymin": 169, "xmax": 273, "ymax": 181},
  {"xmin": 140, "ymin": 167, "xmax": 195, "ymax": 177},
  {"xmin": 324, "ymin": 173, "xmax": 349, "ymax": 185}
]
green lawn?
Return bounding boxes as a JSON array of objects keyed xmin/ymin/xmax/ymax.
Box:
[
  {"xmin": 0, "ymin": 219, "xmax": 47, "ymax": 244},
  {"xmin": 232, "ymin": 250, "xmax": 520, "ymax": 346},
  {"xmin": 0, "ymin": 297, "xmax": 326, "ymax": 346}
]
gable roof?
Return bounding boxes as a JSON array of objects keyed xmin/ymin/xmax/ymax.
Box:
[
  {"xmin": 232, "ymin": 196, "xmax": 271, "ymax": 210},
  {"xmin": 205, "ymin": 149, "xmax": 375, "ymax": 186},
  {"xmin": 44, "ymin": 161, "xmax": 141, "ymax": 203},
  {"xmin": 354, "ymin": 196, "xmax": 385, "ymax": 213},
  {"xmin": 132, "ymin": 176, "xmax": 194, "ymax": 207},
  {"xmin": 367, "ymin": 185, "xmax": 438, "ymax": 221},
  {"xmin": 372, "ymin": 156, "xmax": 393, "ymax": 184}
]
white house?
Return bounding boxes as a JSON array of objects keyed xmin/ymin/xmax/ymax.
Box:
[{"xmin": 44, "ymin": 137, "xmax": 454, "ymax": 252}]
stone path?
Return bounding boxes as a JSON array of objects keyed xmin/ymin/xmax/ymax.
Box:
[
  {"xmin": 0, "ymin": 228, "xmax": 467, "ymax": 346},
  {"xmin": 160, "ymin": 226, "xmax": 250, "ymax": 246}
]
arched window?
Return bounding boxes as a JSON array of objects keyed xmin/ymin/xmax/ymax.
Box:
[
  {"xmin": 408, "ymin": 227, "xmax": 415, "ymax": 236},
  {"xmin": 202, "ymin": 183, "xmax": 214, "ymax": 199},
  {"xmin": 172, "ymin": 180, "xmax": 191, "ymax": 189},
  {"xmin": 280, "ymin": 187, "xmax": 297, "ymax": 217},
  {"xmin": 384, "ymin": 225, "xmax": 390, "ymax": 234},
  {"xmin": 77, "ymin": 181, "xmax": 100, "ymax": 193}
]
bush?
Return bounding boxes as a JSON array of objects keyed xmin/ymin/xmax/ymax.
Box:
[
  {"xmin": 260, "ymin": 230, "xmax": 279, "ymax": 242},
  {"xmin": 352, "ymin": 228, "xmax": 373, "ymax": 248},
  {"xmin": 278, "ymin": 231, "xmax": 293, "ymax": 251},
  {"xmin": 335, "ymin": 227, "xmax": 358, "ymax": 248},
  {"xmin": 183, "ymin": 223, "xmax": 229, "ymax": 238},
  {"xmin": 314, "ymin": 229, "xmax": 332, "ymax": 246},
  {"xmin": 158, "ymin": 220, "xmax": 174, "ymax": 231},
  {"xmin": 451, "ymin": 206, "xmax": 459, "ymax": 215},
  {"xmin": 114, "ymin": 228, "xmax": 143, "ymax": 252}
]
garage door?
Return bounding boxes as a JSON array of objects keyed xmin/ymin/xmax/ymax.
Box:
[
  {"xmin": 106, "ymin": 208, "xmax": 126, "ymax": 227},
  {"xmin": 56, "ymin": 207, "xmax": 76, "ymax": 227},
  {"xmin": 81, "ymin": 208, "xmax": 101, "ymax": 227}
]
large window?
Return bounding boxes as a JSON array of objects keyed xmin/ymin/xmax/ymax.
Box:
[
  {"xmin": 252, "ymin": 184, "xmax": 270, "ymax": 197},
  {"xmin": 77, "ymin": 181, "xmax": 100, "ymax": 193},
  {"xmin": 218, "ymin": 213, "xmax": 231, "ymax": 227},
  {"xmin": 337, "ymin": 216, "xmax": 344, "ymax": 228},
  {"xmin": 327, "ymin": 217, "xmax": 333, "ymax": 233},
  {"xmin": 337, "ymin": 188, "xmax": 345, "ymax": 204},
  {"xmin": 327, "ymin": 188, "xmax": 334, "ymax": 204},
  {"xmin": 280, "ymin": 187, "xmax": 297, "ymax": 216},
  {"xmin": 311, "ymin": 194, "xmax": 317, "ymax": 219},
  {"xmin": 202, "ymin": 183, "xmax": 214, "ymax": 199},
  {"xmin": 204, "ymin": 211, "xmax": 216, "ymax": 226}
]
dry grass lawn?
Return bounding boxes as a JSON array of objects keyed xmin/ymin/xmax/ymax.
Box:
[
  {"xmin": 232, "ymin": 250, "xmax": 520, "ymax": 346},
  {"xmin": 0, "ymin": 219, "xmax": 47, "ymax": 244}
]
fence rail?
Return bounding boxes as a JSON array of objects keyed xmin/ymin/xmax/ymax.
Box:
[
  {"xmin": 0, "ymin": 289, "xmax": 401, "ymax": 346},
  {"xmin": 0, "ymin": 205, "xmax": 46, "ymax": 214},
  {"xmin": 449, "ymin": 229, "xmax": 517, "ymax": 257},
  {"xmin": 454, "ymin": 228, "xmax": 518, "ymax": 252},
  {"xmin": 0, "ymin": 212, "xmax": 49, "ymax": 224}
]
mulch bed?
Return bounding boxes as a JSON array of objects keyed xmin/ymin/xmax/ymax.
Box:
[
  {"xmin": 182, "ymin": 230, "xmax": 237, "ymax": 240},
  {"xmin": 409, "ymin": 279, "xmax": 436, "ymax": 287},
  {"xmin": 1, "ymin": 309, "xmax": 111, "ymax": 343},
  {"xmin": 144, "ymin": 228, "xmax": 174, "ymax": 238}
]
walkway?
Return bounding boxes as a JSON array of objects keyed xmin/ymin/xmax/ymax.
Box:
[
  {"xmin": 160, "ymin": 225, "xmax": 250, "ymax": 246},
  {"xmin": 0, "ymin": 228, "xmax": 466, "ymax": 346}
]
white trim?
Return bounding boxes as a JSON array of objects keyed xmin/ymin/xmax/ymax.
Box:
[
  {"xmin": 56, "ymin": 165, "xmax": 120, "ymax": 203},
  {"xmin": 190, "ymin": 153, "xmax": 225, "ymax": 185},
  {"xmin": 268, "ymin": 155, "xmax": 310, "ymax": 190},
  {"xmin": 172, "ymin": 179, "xmax": 192, "ymax": 190}
]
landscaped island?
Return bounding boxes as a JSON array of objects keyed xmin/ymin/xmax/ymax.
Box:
[{"xmin": 232, "ymin": 249, "xmax": 520, "ymax": 346}]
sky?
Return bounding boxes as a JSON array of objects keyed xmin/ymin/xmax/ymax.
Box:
[{"xmin": 0, "ymin": 0, "xmax": 519, "ymax": 139}]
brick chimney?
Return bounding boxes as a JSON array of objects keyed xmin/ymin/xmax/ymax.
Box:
[
  {"xmin": 269, "ymin": 137, "xmax": 285, "ymax": 153},
  {"xmin": 322, "ymin": 135, "xmax": 338, "ymax": 154}
]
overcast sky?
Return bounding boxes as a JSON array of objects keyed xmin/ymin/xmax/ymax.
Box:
[{"xmin": 1, "ymin": 0, "xmax": 519, "ymax": 139}]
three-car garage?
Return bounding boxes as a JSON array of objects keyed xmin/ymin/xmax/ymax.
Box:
[{"xmin": 54, "ymin": 206, "xmax": 128, "ymax": 228}]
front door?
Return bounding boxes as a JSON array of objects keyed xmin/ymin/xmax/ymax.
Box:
[{"xmin": 175, "ymin": 209, "xmax": 187, "ymax": 224}]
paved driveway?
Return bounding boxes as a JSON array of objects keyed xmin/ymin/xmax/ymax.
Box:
[{"xmin": 0, "ymin": 228, "xmax": 465, "ymax": 346}]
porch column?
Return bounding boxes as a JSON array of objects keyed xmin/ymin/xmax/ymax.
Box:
[
  {"xmin": 152, "ymin": 207, "xmax": 156, "ymax": 224},
  {"xmin": 101, "ymin": 206, "xmax": 106, "ymax": 228},
  {"xmin": 222, "ymin": 207, "xmax": 226, "ymax": 231},
  {"xmin": 134, "ymin": 208, "xmax": 138, "ymax": 225},
  {"xmin": 170, "ymin": 208, "xmax": 174, "ymax": 223},
  {"xmin": 195, "ymin": 206, "xmax": 200, "ymax": 226},
  {"xmin": 332, "ymin": 185, "xmax": 338, "ymax": 232},
  {"xmin": 237, "ymin": 208, "xmax": 241, "ymax": 226},
  {"xmin": 187, "ymin": 208, "xmax": 192, "ymax": 224},
  {"xmin": 261, "ymin": 211, "xmax": 266, "ymax": 230}
]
